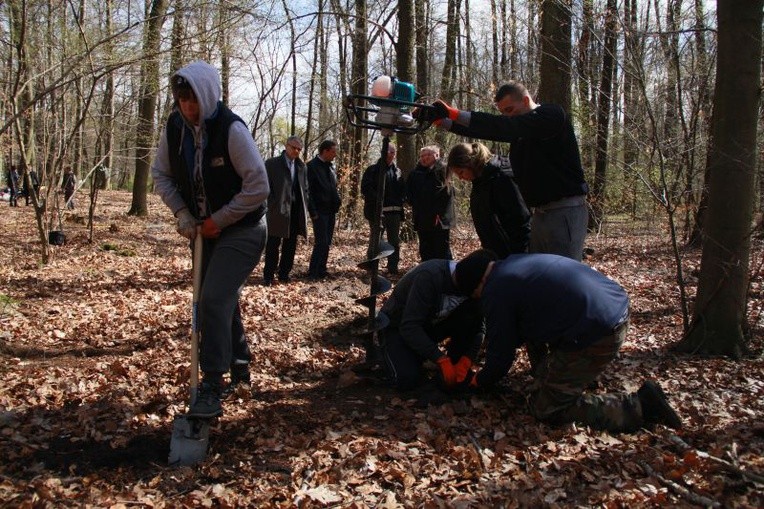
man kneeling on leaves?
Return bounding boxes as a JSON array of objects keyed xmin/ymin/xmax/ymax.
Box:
[
  {"xmin": 379, "ymin": 249, "xmax": 497, "ymax": 391},
  {"xmin": 455, "ymin": 251, "xmax": 682, "ymax": 433}
]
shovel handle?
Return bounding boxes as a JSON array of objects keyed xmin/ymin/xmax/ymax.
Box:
[{"xmin": 190, "ymin": 228, "xmax": 203, "ymax": 405}]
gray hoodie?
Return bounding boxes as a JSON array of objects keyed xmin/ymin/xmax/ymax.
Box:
[{"xmin": 151, "ymin": 60, "xmax": 269, "ymax": 229}]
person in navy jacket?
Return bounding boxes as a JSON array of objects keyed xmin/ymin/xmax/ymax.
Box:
[{"xmin": 456, "ymin": 253, "xmax": 682, "ymax": 433}]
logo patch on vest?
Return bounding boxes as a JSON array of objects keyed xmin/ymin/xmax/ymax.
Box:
[{"xmin": 211, "ymin": 157, "xmax": 225, "ymax": 167}]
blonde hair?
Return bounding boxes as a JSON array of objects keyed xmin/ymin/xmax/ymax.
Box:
[{"xmin": 447, "ymin": 142, "xmax": 492, "ymax": 175}]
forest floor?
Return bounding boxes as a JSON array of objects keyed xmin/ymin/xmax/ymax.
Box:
[{"xmin": 0, "ymin": 190, "xmax": 762, "ymax": 508}]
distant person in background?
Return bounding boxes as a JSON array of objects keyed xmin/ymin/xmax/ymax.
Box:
[
  {"xmin": 7, "ymin": 166, "xmax": 20, "ymax": 207},
  {"xmin": 62, "ymin": 167, "xmax": 76, "ymax": 210},
  {"xmin": 151, "ymin": 60, "xmax": 269, "ymax": 418},
  {"xmin": 431, "ymin": 81, "xmax": 589, "ymax": 261},
  {"xmin": 263, "ymin": 136, "xmax": 310, "ymax": 285},
  {"xmin": 447, "ymin": 142, "xmax": 530, "ymax": 257},
  {"xmin": 306, "ymin": 139, "xmax": 341, "ymax": 280},
  {"xmin": 361, "ymin": 143, "xmax": 406, "ymax": 274},
  {"xmin": 407, "ymin": 145, "xmax": 455, "ymax": 261}
]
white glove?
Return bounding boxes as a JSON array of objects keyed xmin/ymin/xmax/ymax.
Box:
[{"xmin": 175, "ymin": 208, "xmax": 197, "ymax": 239}]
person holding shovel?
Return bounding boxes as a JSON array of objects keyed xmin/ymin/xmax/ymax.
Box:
[{"xmin": 152, "ymin": 60, "xmax": 269, "ymax": 418}]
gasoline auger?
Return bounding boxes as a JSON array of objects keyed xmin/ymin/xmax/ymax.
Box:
[{"xmin": 343, "ymin": 76, "xmax": 437, "ymax": 367}]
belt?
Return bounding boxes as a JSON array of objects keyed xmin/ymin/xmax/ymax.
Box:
[{"xmin": 534, "ymin": 194, "xmax": 586, "ymax": 213}]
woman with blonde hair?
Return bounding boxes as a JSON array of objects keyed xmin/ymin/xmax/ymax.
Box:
[{"xmin": 447, "ymin": 142, "xmax": 530, "ymax": 257}]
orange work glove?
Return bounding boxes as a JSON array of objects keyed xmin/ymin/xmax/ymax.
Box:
[
  {"xmin": 454, "ymin": 356, "xmax": 473, "ymax": 384},
  {"xmin": 436, "ymin": 356, "xmax": 457, "ymax": 388},
  {"xmin": 201, "ymin": 217, "xmax": 221, "ymax": 239}
]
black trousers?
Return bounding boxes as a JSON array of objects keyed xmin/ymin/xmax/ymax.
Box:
[
  {"xmin": 264, "ymin": 204, "xmax": 301, "ymax": 281},
  {"xmin": 417, "ymin": 229, "xmax": 452, "ymax": 261}
]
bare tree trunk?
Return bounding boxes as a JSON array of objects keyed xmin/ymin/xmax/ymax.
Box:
[
  {"xmin": 88, "ymin": 0, "xmax": 115, "ymax": 242},
  {"xmin": 436, "ymin": 0, "xmax": 460, "ymax": 147},
  {"xmin": 219, "ymin": 0, "xmax": 230, "ymax": 104},
  {"xmin": 345, "ymin": 0, "xmax": 367, "ymax": 222},
  {"xmin": 440, "ymin": 0, "xmax": 459, "ymax": 102},
  {"xmin": 304, "ymin": 0, "xmax": 323, "ymax": 154},
  {"xmin": 415, "ymin": 0, "xmax": 428, "ymax": 94},
  {"xmin": 490, "ymin": 0, "xmax": 499, "ymax": 85},
  {"xmin": 622, "ymin": 0, "xmax": 641, "ymax": 219},
  {"xmin": 129, "ymin": 0, "xmax": 168, "ymax": 217},
  {"xmin": 171, "ymin": 0, "xmax": 185, "ymax": 75},
  {"xmin": 538, "ymin": 0, "xmax": 571, "ymax": 110},
  {"xmin": 677, "ymin": 0, "xmax": 763, "ymax": 358},
  {"xmin": 396, "ymin": 0, "xmax": 416, "ymax": 173},
  {"xmin": 589, "ymin": 0, "xmax": 617, "ymax": 229},
  {"xmin": 9, "ymin": 0, "xmax": 49, "ymax": 263},
  {"xmin": 687, "ymin": 0, "xmax": 713, "ymax": 247},
  {"xmin": 576, "ymin": 0, "xmax": 595, "ymax": 172},
  {"xmin": 281, "ymin": 0, "xmax": 297, "ymax": 134}
]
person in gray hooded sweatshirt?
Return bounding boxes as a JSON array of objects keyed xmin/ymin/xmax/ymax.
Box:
[{"xmin": 152, "ymin": 61, "xmax": 269, "ymax": 418}]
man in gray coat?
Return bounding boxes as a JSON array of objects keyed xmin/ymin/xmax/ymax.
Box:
[{"xmin": 263, "ymin": 136, "xmax": 310, "ymax": 284}]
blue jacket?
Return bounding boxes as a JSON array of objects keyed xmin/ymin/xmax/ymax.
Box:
[{"xmin": 477, "ymin": 254, "xmax": 629, "ymax": 386}]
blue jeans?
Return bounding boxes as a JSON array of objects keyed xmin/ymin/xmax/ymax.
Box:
[
  {"xmin": 198, "ymin": 219, "xmax": 266, "ymax": 375},
  {"xmin": 308, "ymin": 212, "xmax": 335, "ymax": 277}
]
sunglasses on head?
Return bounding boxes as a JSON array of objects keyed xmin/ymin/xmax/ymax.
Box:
[{"xmin": 173, "ymin": 76, "xmax": 195, "ymax": 100}]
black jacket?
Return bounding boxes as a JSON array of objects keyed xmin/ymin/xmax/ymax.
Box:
[
  {"xmin": 406, "ymin": 160, "xmax": 455, "ymax": 231},
  {"xmin": 307, "ymin": 156, "xmax": 341, "ymax": 216},
  {"xmin": 361, "ymin": 160, "xmax": 405, "ymax": 221},
  {"xmin": 381, "ymin": 259, "xmax": 483, "ymax": 362},
  {"xmin": 470, "ymin": 157, "xmax": 530, "ymax": 257},
  {"xmin": 450, "ymin": 103, "xmax": 588, "ymax": 207}
]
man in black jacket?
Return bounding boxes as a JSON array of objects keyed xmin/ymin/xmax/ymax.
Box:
[
  {"xmin": 361, "ymin": 144, "xmax": 406, "ymax": 274},
  {"xmin": 432, "ymin": 81, "xmax": 589, "ymax": 261},
  {"xmin": 379, "ymin": 249, "xmax": 496, "ymax": 391},
  {"xmin": 407, "ymin": 145, "xmax": 455, "ymax": 261},
  {"xmin": 306, "ymin": 140, "xmax": 341, "ymax": 279},
  {"xmin": 263, "ymin": 136, "xmax": 310, "ymax": 285}
]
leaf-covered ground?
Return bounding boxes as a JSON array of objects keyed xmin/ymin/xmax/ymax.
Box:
[{"xmin": 0, "ymin": 191, "xmax": 762, "ymax": 508}]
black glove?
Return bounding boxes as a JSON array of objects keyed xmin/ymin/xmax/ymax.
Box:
[{"xmin": 413, "ymin": 102, "xmax": 449, "ymax": 123}]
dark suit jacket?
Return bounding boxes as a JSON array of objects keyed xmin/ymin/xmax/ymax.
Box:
[
  {"xmin": 265, "ymin": 151, "xmax": 309, "ymax": 238},
  {"xmin": 307, "ymin": 156, "xmax": 341, "ymax": 216}
]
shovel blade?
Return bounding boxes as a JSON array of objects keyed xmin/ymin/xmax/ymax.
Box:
[{"xmin": 169, "ymin": 415, "xmax": 210, "ymax": 466}]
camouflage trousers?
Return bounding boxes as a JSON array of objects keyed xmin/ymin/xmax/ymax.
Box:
[{"xmin": 527, "ymin": 320, "xmax": 644, "ymax": 433}]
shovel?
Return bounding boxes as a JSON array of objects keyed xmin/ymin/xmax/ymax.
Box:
[{"xmin": 169, "ymin": 230, "xmax": 211, "ymax": 466}]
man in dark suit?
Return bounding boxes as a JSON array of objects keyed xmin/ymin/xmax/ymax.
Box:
[
  {"xmin": 263, "ymin": 136, "xmax": 310, "ymax": 285},
  {"xmin": 306, "ymin": 140, "xmax": 341, "ymax": 279}
]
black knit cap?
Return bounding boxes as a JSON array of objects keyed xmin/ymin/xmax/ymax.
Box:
[{"xmin": 454, "ymin": 248, "xmax": 498, "ymax": 296}]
